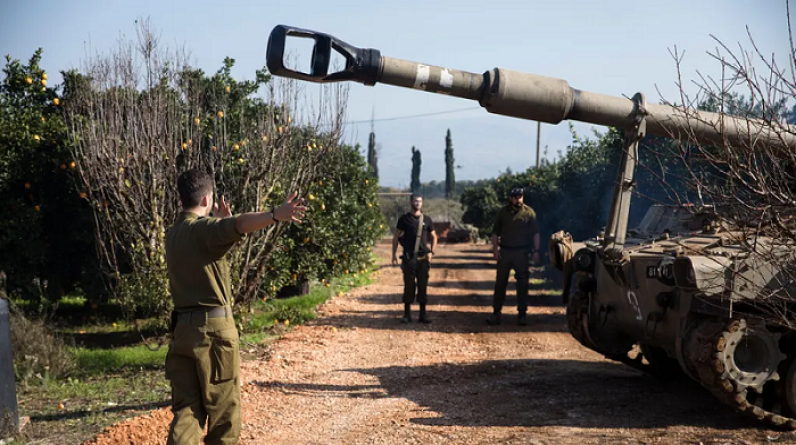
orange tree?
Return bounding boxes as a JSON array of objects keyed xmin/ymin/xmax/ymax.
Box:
[
  {"xmin": 61, "ymin": 23, "xmax": 378, "ymax": 319},
  {"xmin": 262, "ymin": 143, "xmax": 387, "ymax": 298},
  {"xmin": 0, "ymin": 50, "xmax": 97, "ymax": 304}
]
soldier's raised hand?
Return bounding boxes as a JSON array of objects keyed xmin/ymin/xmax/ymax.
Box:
[
  {"xmin": 274, "ymin": 192, "xmax": 307, "ymax": 223},
  {"xmin": 214, "ymin": 196, "xmax": 232, "ymax": 218}
]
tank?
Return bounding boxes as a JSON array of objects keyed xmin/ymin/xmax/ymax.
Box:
[{"xmin": 265, "ymin": 25, "xmax": 796, "ymax": 428}]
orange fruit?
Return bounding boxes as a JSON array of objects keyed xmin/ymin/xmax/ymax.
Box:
[
  {"xmin": 79, "ymin": 192, "xmax": 87, "ymax": 199},
  {"xmin": 321, "ymin": 204, "xmax": 326, "ymax": 211},
  {"xmin": 284, "ymin": 319, "xmax": 290, "ymax": 326},
  {"xmin": 238, "ymin": 158, "xmax": 245, "ymax": 164},
  {"xmin": 25, "ymin": 76, "xmax": 32, "ymax": 84},
  {"xmin": 69, "ymin": 161, "xmax": 76, "ymax": 169},
  {"xmin": 33, "ymin": 134, "xmax": 40, "ymax": 141},
  {"xmin": 233, "ymin": 143, "xmax": 240, "ymax": 151},
  {"xmin": 34, "ymin": 205, "xmax": 40, "ymax": 211},
  {"xmin": 42, "ymin": 73, "xmax": 48, "ymax": 80},
  {"xmin": 217, "ymin": 110, "xmax": 224, "ymax": 118},
  {"xmin": 57, "ymin": 403, "xmax": 65, "ymax": 410},
  {"xmin": 262, "ymin": 135, "xmax": 268, "ymax": 142},
  {"xmin": 225, "ymin": 85, "xmax": 231, "ymax": 93},
  {"xmin": 212, "ymin": 146, "xmax": 217, "ymax": 151},
  {"xmin": 41, "ymin": 79, "xmax": 47, "ymax": 86},
  {"xmin": 24, "ymin": 182, "xmax": 31, "ymax": 189},
  {"xmin": 308, "ymin": 194, "xmax": 314, "ymax": 200},
  {"xmin": 194, "ymin": 117, "xmax": 200, "ymax": 125},
  {"xmin": 60, "ymin": 164, "xmax": 66, "ymax": 170},
  {"xmin": 325, "ymin": 283, "xmax": 330, "ymax": 288},
  {"xmin": 52, "ymin": 98, "xmax": 60, "ymax": 106}
]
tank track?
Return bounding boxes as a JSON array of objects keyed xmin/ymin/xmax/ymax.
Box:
[{"xmin": 685, "ymin": 317, "xmax": 796, "ymax": 429}]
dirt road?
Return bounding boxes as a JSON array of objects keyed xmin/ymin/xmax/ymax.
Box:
[{"xmin": 87, "ymin": 242, "xmax": 796, "ymax": 445}]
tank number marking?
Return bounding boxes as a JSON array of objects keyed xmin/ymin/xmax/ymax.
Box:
[{"xmin": 627, "ymin": 290, "xmax": 643, "ymax": 321}]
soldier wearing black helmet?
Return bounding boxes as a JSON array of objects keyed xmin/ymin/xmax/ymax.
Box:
[{"xmin": 487, "ymin": 187, "xmax": 540, "ymax": 326}]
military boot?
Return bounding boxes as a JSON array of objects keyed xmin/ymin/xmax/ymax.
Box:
[
  {"xmin": 418, "ymin": 304, "xmax": 431, "ymax": 324},
  {"xmin": 517, "ymin": 312, "xmax": 527, "ymax": 326},
  {"xmin": 400, "ymin": 303, "xmax": 412, "ymax": 324},
  {"xmin": 486, "ymin": 309, "xmax": 502, "ymax": 325}
]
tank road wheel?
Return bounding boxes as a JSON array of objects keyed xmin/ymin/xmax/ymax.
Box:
[{"xmin": 684, "ymin": 317, "xmax": 795, "ymax": 429}]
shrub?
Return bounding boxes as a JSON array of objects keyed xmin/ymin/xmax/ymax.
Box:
[{"xmin": 9, "ymin": 307, "xmax": 73, "ymax": 388}]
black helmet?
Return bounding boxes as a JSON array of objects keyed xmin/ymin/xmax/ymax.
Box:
[{"xmin": 510, "ymin": 187, "xmax": 524, "ymax": 197}]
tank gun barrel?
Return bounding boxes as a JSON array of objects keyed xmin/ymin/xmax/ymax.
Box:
[{"xmin": 266, "ymin": 25, "xmax": 794, "ymax": 150}]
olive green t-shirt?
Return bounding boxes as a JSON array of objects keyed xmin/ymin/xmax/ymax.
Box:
[
  {"xmin": 165, "ymin": 212, "xmax": 245, "ymax": 312},
  {"xmin": 494, "ymin": 204, "xmax": 539, "ymax": 248}
]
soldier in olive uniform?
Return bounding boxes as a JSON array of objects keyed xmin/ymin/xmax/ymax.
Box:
[
  {"xmin": 165, "ymin": 169, "xmax": 305, "ymax": 445},
  {"xmin": 488, "ymin": 187, "xmax": 540, "ymax": 326}
]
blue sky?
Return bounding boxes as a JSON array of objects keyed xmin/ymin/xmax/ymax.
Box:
[{"xmin": 0, "ymin": 0, "xmax": 790, "ymax": 187}]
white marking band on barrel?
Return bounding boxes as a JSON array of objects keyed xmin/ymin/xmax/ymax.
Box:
[
  {"xmin": 414, "ymin": 64, "xmax": 430, "ymax": 90},
  {"xmin": 440, "ymin": 69, "xmax": 454, "ymax": 89}
]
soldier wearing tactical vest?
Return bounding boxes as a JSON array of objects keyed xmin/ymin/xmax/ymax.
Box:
[
  {"xmin": 391, "ymin": 193, "xmax": 438, "ymax": 324},
  {"xmin": 164, "ymin": 169, "xmax": 306, "ymax": 445},
  {"xmin": 488, "ymin": 187, "xmax": 540, "ymax": 326}
]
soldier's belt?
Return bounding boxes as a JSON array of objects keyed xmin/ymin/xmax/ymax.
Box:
[{"xmin": 177, "ymin": 306, "xmax": 232, "ymax": 320}]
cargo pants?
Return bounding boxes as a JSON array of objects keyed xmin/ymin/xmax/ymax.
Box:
[
  {"xmin": 401, "ymin": 256, "xmax": 430, "ymax": 304},
  {"xmin": 165, "ymin": 312, "xmax": 240, "ymax": 445},
  {"xmin": 493, "ymin": 247, "xmax": 530, "ymax": 313}
]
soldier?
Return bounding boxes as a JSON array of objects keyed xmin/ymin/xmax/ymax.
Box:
[
  {"xmin": 391, "ymin": 193, "xmax": 438, "ymax": 324},
  {"xmin": 164, "ymin": 169, "xmax": 306, "ymax": 445},
  {"xmin": 488, "ymin": 187, "xmax": 540, "ymax": 326}
]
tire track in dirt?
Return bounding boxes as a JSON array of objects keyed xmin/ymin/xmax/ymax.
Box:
[{"xmin": 84, "ymin": 242, "xmax": 795, "ymax": 445}]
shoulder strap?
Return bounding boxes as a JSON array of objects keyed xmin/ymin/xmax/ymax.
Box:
[{"xmin": 413, "ymin": 213, "xmax": 424, "ymax": 255}]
